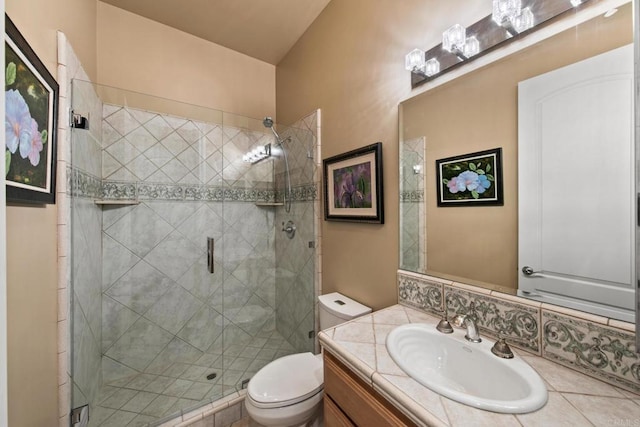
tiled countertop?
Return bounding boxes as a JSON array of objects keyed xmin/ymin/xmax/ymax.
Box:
[{"xmin": 318, "ymin": 304, "xmax": 640, "ymax": 427}]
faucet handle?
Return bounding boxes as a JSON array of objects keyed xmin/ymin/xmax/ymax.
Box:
[
  {"xmin": 491, "ymin": 337, "xmax": 515, "ymax": 359},
  {"xmin": 436, "ymin": 312, "xmax": 454, "ymax": 334}
]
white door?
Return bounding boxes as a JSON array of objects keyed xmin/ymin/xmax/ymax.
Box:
[{"xmin": 518, "ymin": 44, "xmax": 635, "ymax": 322}]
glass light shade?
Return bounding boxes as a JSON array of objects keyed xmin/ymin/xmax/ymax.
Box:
[
  {"xmin": 492, "ymin": 0, "xmax": 522, "ymax": 25},
  {"xmin": 570, "ymin": 0, "xmax": 583, "ymax": 6},
  {"xmin": 463, "ymin": 36, "xmax": 480, "ymax": 58},
  {"xmin": 443, "ymin": 24, "xmax": 466, "ymax": 52},
  {"xmin": 512, "ymin": 7, "xmax": 534, "ymax": 33},
  {"xmin": 405, "ymin": 48, "xmax": 426, "ymax": 71},
  {"xmin": 425, "ymin": 58, "xmax": 440, "ymax": 77}
]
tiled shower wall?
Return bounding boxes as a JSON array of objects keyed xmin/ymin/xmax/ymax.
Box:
[{"xmin": 99, "ymin": 105, "xmax": 279, "ymax": 392}]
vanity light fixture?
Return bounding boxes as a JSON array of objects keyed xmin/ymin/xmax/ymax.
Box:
[
  {"xmin": 242, "ymin": 144, "xmax": 271, "ymax": 164},
  {"xmin": 406, "ymin": 0, "xmax": 593, "ymax": 88}
]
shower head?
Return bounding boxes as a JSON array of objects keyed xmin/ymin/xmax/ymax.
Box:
[
  {"xmin": 263, "ymin": 117, "xmax": 274, "ymax": 129},
  {"xmin": 263, "ymin": 116, "xmax": 288, "ymax": 145}
]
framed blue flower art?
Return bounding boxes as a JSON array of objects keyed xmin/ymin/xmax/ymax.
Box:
[
  {"xmin": 5, "ymin": 14, "xmax": 58, "ymax": 204},
  {"xmin": 435, "ymin": 148, "xmax": 503, "ymax": 207}
]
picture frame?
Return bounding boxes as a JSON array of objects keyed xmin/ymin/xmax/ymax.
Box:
[
  {"xmin": 323, "ymin": 142, "xmax": 384, "ymax": 223},
  {"xmin": 435, "ymin": 148, "xmax": 503, "ymax": 207},
  {"xmin": 5, "ymin": 14, "xmax": 58, "ymax": 204}
]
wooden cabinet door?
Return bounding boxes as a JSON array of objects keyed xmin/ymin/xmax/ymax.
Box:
[{"xmin": 324, "ymin": 352, "xmax": 416, "ymax": 427}]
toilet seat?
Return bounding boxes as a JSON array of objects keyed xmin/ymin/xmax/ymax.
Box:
[{"xmin": 247, "ymin": 352, "xmax": 323, "ymax": 409}]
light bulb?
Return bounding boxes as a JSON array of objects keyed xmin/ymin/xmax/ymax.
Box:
[
  {"xmin": 425, "ymin": 58, "xmax": 440, "ymax": 77},
  {"xmin": 443, "ymin": 24, "xmax": 466, "ymax": 52},
  {"xmin": 492, "ymin": 0, "xmax": 522, "ymax": 25},
  {"xmin": 463, "ymin": 36, "xmax": 480, "ymax": 58},
  {"xmin": 405, "ymin": 48, "xmax": 426, "ymax": 72},
  {"xmin": 512, "ymin": 7, "xmax": 534, "ymax": 33}
]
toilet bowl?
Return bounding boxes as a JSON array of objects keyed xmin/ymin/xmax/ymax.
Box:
[{"xmin": 244, "ymin": 292, "xmax": 371, "ymax": 427}]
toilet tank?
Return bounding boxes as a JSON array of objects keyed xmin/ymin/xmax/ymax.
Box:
[{"xmin": 318, "ymin": 292, "xmax": 372, "ymax": 330}]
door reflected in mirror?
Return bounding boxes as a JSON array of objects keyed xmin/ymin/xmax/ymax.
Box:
[{"xmin": 399, "ymin": 1, "xmax": 634, "ymax": 320}]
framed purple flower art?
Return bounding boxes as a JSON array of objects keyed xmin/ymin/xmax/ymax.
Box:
[
  {"xmin": 5, "ymin": 14, "xmax": 58, "ymax": 204},
  {"xmin": 323, "ymin": 142, "xmax": 384, "ymax": 223},
  {"xmin": 435, "ymin": 148, "xmax": 503, "ymax": 207}
]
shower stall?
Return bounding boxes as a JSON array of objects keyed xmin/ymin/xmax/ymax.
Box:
[{"xmin": 68, "ymin": 80, "xmax": 320, "ymax": 426}]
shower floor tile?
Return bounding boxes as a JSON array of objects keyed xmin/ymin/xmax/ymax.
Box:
[{"xmin": 89, "ymin": 329, "xmax": 298, "ymax": 426}]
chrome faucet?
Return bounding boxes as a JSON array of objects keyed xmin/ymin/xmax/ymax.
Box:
[{"xmin": 451, "ymin": 314, "xmax": 482, "ymax": 343}]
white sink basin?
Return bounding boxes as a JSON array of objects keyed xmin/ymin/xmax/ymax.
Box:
[{"xmin": 386, "ymin": 323, "xmax": 548, "ymax": 414}]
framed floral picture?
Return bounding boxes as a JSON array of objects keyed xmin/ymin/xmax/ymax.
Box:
[
  {"xmin": 323, "ymin": 142, "xmax": 384, "ymax": 223},
  {"xmin": 435, "ymin": 148, "xmax": 503, "ymax": 206},
  {"xmin": 5, "ymin": 14, "xmax": 58, "ymax": 204}
]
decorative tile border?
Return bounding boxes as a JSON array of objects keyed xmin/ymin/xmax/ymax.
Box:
[
  {"xmin": 542, "ymin": 310, "xmax": 640, "ymax": 393},
  {"xmin": 68, "ymin": 167, "xmax": 102, "ymax": 199},
  {"xmin": 400, "ymin": 190, "xmax": 424, "ymax": 202},
  {"xmin": 68, "ymin": 167, "xmax": 321, "ymax": 204},
  {"xmin": 102, "ymin": 180, "xmax": 136, "ymax": 199},
  {"xmin": 444, "ymin": 285, "xmax": 541, "ymax": 354},
  {"xmin": 138, "ymin": 183, "xmax": 185, "ymax": 200},
  {"xmin": 275, "ymin": 183, "xmax": 319, "ymax": 202},
  {"xmin": 397, "ymin": 269, "xmax": 640, "ymax": 393},
  {"xmin": 397, "ymin": 272, "xmax": 443, "ymax": 315}
]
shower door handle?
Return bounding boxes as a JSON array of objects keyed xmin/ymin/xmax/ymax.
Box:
[{"xmin": 207, "ymin": 237, "xmax": 215, "ymax": 274}]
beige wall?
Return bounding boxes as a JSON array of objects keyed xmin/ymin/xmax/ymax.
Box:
[
  {"xmin": 402, "ymin": 6, "xmax": 631, "ymax": 291},
  {"xmin": 6, "ymin": 0, "xmax": 97, "ymax": 80},
  {"xmin": 6, "ymin": 205, "xmax": 59, "ymax": 427},
  {"xmin": 5, "ymin": 0, "xmax": 98, "ymax": 425},
  {"xmin": 275, "ymin": 0, "xmax": 491, "ymax": 310},
  {"xmin": 97, "ymin": 2, "xmax": 276, "ymax": 120}
]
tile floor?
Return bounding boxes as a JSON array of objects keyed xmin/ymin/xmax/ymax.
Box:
[{"xmin": 88, "ymin": 330, "xmax": 296, "ymax": 426}]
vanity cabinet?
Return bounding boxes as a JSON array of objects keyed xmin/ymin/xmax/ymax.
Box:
[{"xmin": 323, "ymin": 352, "xmax": 417, "ymax": 427}]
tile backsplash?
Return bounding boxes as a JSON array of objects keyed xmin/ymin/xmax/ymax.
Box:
[{"xmin": 397, "ymin": 270, "xmax": 640, "ymax": 394}]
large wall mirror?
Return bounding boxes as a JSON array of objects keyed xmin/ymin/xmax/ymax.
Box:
[{"xmin": 399, "ymin": 0, "xmax": 636, "ymax": 323}]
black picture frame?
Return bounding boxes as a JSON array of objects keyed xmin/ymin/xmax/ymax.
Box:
[
  {"xmin": 323, "ymin": 142, "xmax": 384, "ymax": 223},
  {"xmin": 5, "ymin": 14, "xmax": 58, "ymax": 204},
  {"xmin": 435, "ymin": 147, "xmax": 503, "ymax": 207}
]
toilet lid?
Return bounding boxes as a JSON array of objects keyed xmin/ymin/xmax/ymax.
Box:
[{"xmin": 247, "ymin": 352, "xmax": 323, "ymax": 409}]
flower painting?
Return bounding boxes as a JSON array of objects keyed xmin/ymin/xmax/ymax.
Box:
[
  {"xmin": 333, "ymin": 161, "xmax": 372, "ymax": 209},
  {"xmin": 436, "ymin": 148, "xmax": 503, "ymax": 206},
  {"xmin": 324, "ymin": 142, "xmax": 384, "ymax": 223},
  {"xmin": 4, "ymin": 15, "xmax": 58, "ymax": 204}
]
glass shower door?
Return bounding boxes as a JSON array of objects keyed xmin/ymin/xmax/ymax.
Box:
[{"xmin": 69, "ymin": 80, "xmax": 233, "ymax": 425}]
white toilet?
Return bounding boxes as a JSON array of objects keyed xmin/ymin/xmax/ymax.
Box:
[{"xmin": 244, "ymin": 292, "xmax": 372, "ymax": 427}]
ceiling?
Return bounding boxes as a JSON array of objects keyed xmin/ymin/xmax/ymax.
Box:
[{"xmin": 99, "ymin": 0, "xmax": 332, "ymax": 65}]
